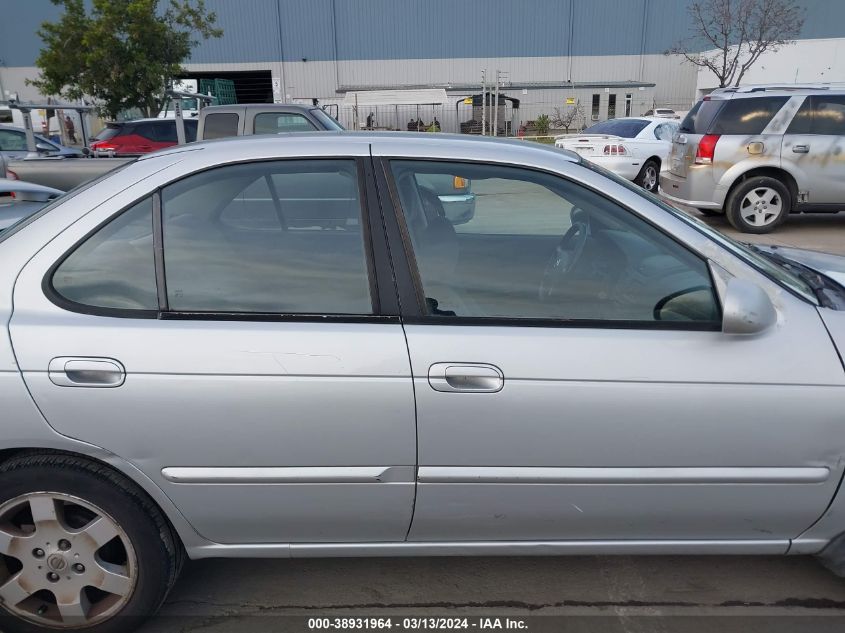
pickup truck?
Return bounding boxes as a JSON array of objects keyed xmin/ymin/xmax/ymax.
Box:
[{"xmin": 4, "ymin": 103, "xmax": 476, "ymax": 224}]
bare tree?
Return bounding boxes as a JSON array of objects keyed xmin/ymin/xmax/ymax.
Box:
[
  {"xmin": 669, "ymin": 0, "xmax": 804, "ymax": 88},
  {"xmin": 551, "ymin": 102, "xmax": 585, "ymax": 133}
]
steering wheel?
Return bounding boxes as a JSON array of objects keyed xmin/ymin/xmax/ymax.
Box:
[{"xmin": 539, "ymin": 211, "xmax": 590, "ymax": 302}]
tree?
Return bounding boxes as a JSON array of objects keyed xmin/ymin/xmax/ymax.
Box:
[
  {"xmin": 669, "ymin": 0, "xmax": 804, "ymax": 88},
  {"xmin": 31, "ymin": 0, "xmax": 222, "ymax": 119},
  {"xmin": 551, "ymin": 102, "xmax": 585, "ymax": 133},
  {"xmin": 534, "ymin": 114, "xmax": 551, "ymax": 136}
]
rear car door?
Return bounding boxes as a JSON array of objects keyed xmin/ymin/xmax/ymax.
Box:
[
  {"xmin": 781, "ymin": 94, "xmax": 845, "ymax": 205},
  {"xmin": 10, "ymin": 151, "xmax": 417, "ymax": 544},
  {"xmin": 378, "ymin": 154, "xmax": 845, "ymax": 544}
]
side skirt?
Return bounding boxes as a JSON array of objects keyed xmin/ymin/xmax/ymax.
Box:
[{"xmin": 186, "ymin": 539, "xmax": 790, "ymax": 560}]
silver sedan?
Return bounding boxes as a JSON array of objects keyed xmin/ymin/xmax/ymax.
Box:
[{"xmin": 1, "ymin": 132, "xmax": 845, "ymax": 632}]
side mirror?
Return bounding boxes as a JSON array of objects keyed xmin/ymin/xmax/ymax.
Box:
[
  {"xmin": 722, "ymin": 278, "xmax": 777, "ymax": 335},
  {"xmin": 35, "ymin": 142, "xmax": 55, "ymax": 153}
]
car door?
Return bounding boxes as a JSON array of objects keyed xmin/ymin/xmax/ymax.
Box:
[
  {"xmin": 781, "ymin": 94, "xmax": 845, "ymax": 205},
  {"xmin": 10, "ymin": 154, "xmax": 417, "ymax": 545},
  {"xmin": 378, "ymin": 154, "xmax": 845, "ymax": 544}
]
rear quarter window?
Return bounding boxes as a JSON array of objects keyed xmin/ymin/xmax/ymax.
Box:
[
  {"xmin": 203, "ymin": 113, "xmax": 240, "ymax": 139},
  {"xmin": 708, "ymin": 97, "xmax": 789, "ymax": 135},
  {"xmin": 679, "ymin": 99, "xmax": 723, "ymax": 134}
]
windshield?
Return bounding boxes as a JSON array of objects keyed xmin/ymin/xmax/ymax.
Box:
[
  {"xmin": 310, "ymin": 108, "xmax": 345, "ymax": 131},
  {"xmin": 582, "ymin": 119, "xmax": 649, "ymax": 138},
  {"xmin": 579, "ymin": 160, "xmax": 819, "ymax": 304}
]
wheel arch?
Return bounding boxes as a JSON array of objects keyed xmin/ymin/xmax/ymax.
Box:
[
  {"xmin": 724, "ymin": 166, "xmax": 798, "ymax": 212},
  {"xmin": 0, "ymin": 446, "xmax": 206, "ymax": 555}
]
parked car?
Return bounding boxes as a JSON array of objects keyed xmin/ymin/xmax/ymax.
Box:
[
  {"xmin": 555, "ymin": 117, "xmax": 679, "ymax": 192},
  {"xmin": 0, "ymin": 179, "xmax": 63, "ymax": 232},
  {"xmin": 644, "ymin": 108, "xmax": 681, "ymax": 119},
  {"xmin": 89, "ymin": 118, "xmax": 198, "ymax": 156},
  {"xmin": 0, "ymin": 124, "xmax": 83, "ymax": 160},
  {"xmin": 661, "ymin": 83, "xmax": 845, "ymax": 233},
  {"xmin": 9, "ymin": 104, "xmax": 475, "ymax": 223},
  {"xmin": 2, "ymin": 132, "xmax": 845, "ymax": 631}
]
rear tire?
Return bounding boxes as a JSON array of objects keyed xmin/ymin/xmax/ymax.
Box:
[
  {"xmin": 635, "ymin": 159, "xmax": 659, "ymax": 192},
  {"xmin": 0, "ymin": 453, "xmax": 181, "ymax": 633},
  {"xmin": 725, "ymin": 177, "xmax": 791, "ymax": 234}
]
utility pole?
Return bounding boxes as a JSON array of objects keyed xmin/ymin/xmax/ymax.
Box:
[
  {"xmin": 481, "ymin": 70, "xmax": 487, "ymax": 136},
  {"xmin": 493, "ymin": 70, "xmax": 500, "ymax": 137}
]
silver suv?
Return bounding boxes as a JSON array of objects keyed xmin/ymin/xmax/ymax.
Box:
[{"xmin": 660, "ymin": 84, "xmax": 845, "ymax": 233}]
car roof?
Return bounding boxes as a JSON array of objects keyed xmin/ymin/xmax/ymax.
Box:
[
  {"xmin": 708, "ymin": 83, "xmax": 845, "ymax": 99},
  {"xmin": 202, "ymin": 104, "xmax": 317, "ymax": 113},
  {"xmin": 142, "ymin": 131, "xmax": 582, "ymax": 164}
]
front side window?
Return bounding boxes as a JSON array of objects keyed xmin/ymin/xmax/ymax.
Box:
[
  {"xmin": 162, "ymin": 159, "xmax": 372, "ymax": 314},
  {"xmin": 390, "ymin": 160, "xmax": 719, "ymax": 325},
  {"xmin": 787, "ymin": 95, "xmax": 845, "ymax": 135},
  {"xmin": 254, "ymin": 113, "xmax": 317, "ymax": 134},
  {"xmin": 203, "ymin": 113, "xmax": 239, "ymax": 139},
  {"xmin": 52, "ymin": 197, "xmax": 157, "ymax": 310}
]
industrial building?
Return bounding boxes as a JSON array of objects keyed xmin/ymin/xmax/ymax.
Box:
[{"xmin": 2, "ymin": 0, "xmax": 845, "ymax": 133}]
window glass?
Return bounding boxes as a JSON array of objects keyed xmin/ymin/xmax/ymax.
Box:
[
  {"xmin": 607, "ymin": 94, "xmax": 617, "ymax": 119},
  {"xmin": 709, "ymin": 96, "xmax": 788, "ymax": 135},
  {"xmin": 162, "ymin": 159, "xmax": 371, "ymax": 314},
  {"xmin": 52, "ymin": 197, "xmax": 157, "ymax": 310},
  {"xmin": 391, "ymin": 160, "xmax": 719, "ymax": 324},
  {"xmin": 591, "ymin": 94, "xmax": 600, "ymax": 119},
  {"xmin": 583, "ymin": 119, "xmax": 649, "ymax": 138},
  {"xmin": 654, "ymin": 122, "xmax": 678, "ymax": 141},
  {"xmin": 202, "ymin": 113, "xmax": 239, "ymax": 139},
  {"xmin": 185, "ymin": 119, "xmax": 198, "ymax": 142},
  {"xmin": 680, "ymin": 99, "xmax": 723, "ymax": 134},
  {"xmin": 311, "ymin": 108, "xmax": 345, "ymax": 130},
  {"xmin": 788, "ymin": 95, "xmax": 845, "ymax": 135},
  {"xmin": 0, "ymin": 130, "xmax": 27, "ymax": 151},
  {"xmin": 132, "ymin": 123, "xmax": 157, "ymax": 141},
  {"xmin": 154, "ymin": 121, "xmax": 178, "ymax": 143},
  {"xmin": 254, "ymin": 113, "xmax": 316, "ymax": 134}
]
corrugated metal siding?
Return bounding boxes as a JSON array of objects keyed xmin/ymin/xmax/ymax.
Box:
[
  {"xmin": 3, "ymin": 0, "xmax": 845, "ymax": 68},
  {"xmin": 187, "ymin": 0, "xmax": 281, "ymax": 63}
]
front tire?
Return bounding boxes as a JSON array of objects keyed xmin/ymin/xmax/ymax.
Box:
[
  {"xmin": 725, "ymin": 177, "xmax": 791, "ymax": 234},
  {"xmin": 635, "ymin": 159, "xmax": 659, "ymax": 192},
  {"xmin": 0, "ymin": 453, "xmax": 181, "ymax": 633}
]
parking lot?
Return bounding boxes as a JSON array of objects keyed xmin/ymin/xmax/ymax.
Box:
[{"xmin": 142, "ymin": 554, "xmax": 845, "ymax": 632}]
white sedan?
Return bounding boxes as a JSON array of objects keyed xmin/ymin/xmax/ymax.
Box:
[{"xmin": 555, "ymin": 117, "xmax": 679, "ymax": 192}]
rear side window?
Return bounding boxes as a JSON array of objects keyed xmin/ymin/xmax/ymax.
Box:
[
  {"xmin": 51, "ymin": 197, "xmax": 157, "ymax": 310},
  {"xmin": 161, "ymin": 159, "xmax": 372, "ymax": 314},
  {"xmin": 709, "ymin": 97, "xmax": 788, "ymax": 135},
  {"xmin": 132, "ymin": 123, "xmax": 157, "ymax": 141},
  {"xmin": 254, "ymin": 113, "xmax": 316, "ymax": 134},
  {"xmin": 679, "ymin": 99, "xmax": 723, "ymax": 134},
  {"xmin": 203, "ymin": 113, "xmax": 239, "ymax": 139}
]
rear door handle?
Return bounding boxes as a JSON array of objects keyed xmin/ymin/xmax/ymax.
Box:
[
  {"xmin": 428, "ymin": 363, "xmax": 504, "ymax": 393},
  {"xmin": 792, "ymin": 144, "xmax": 810, "ymax": 153},
  {"xmin": 48, "ymin": 357, "xmax": 125, "ymax": 388}
]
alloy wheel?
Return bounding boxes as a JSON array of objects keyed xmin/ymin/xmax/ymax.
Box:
[
  {"xmin": 739, "ymin": 187, "xmax": 782, "ymax": 227},
  {"xmin": 642, "ymin": 165, "xmax": 658, "ymax": 191},
  {"xmin": 0, "ymin": 492, "xmax": 136, "ymax": 627}
]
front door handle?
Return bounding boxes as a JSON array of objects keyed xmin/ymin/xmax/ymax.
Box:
[
  {"xmin": 48, "ymin": 357, "xmax": 125, "ymax": 388},
  {"xmin": 792, "ymin": 144, "xmax": 810, "ymax": 153},
  {"xmin": 428, "ymin": 363, "xmax": 504, "ymax": 393}
]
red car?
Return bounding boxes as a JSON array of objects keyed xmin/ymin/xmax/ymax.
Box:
[{"xmin": 89, "ymin": 118, "xmax": 198, "ymax": 156}]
